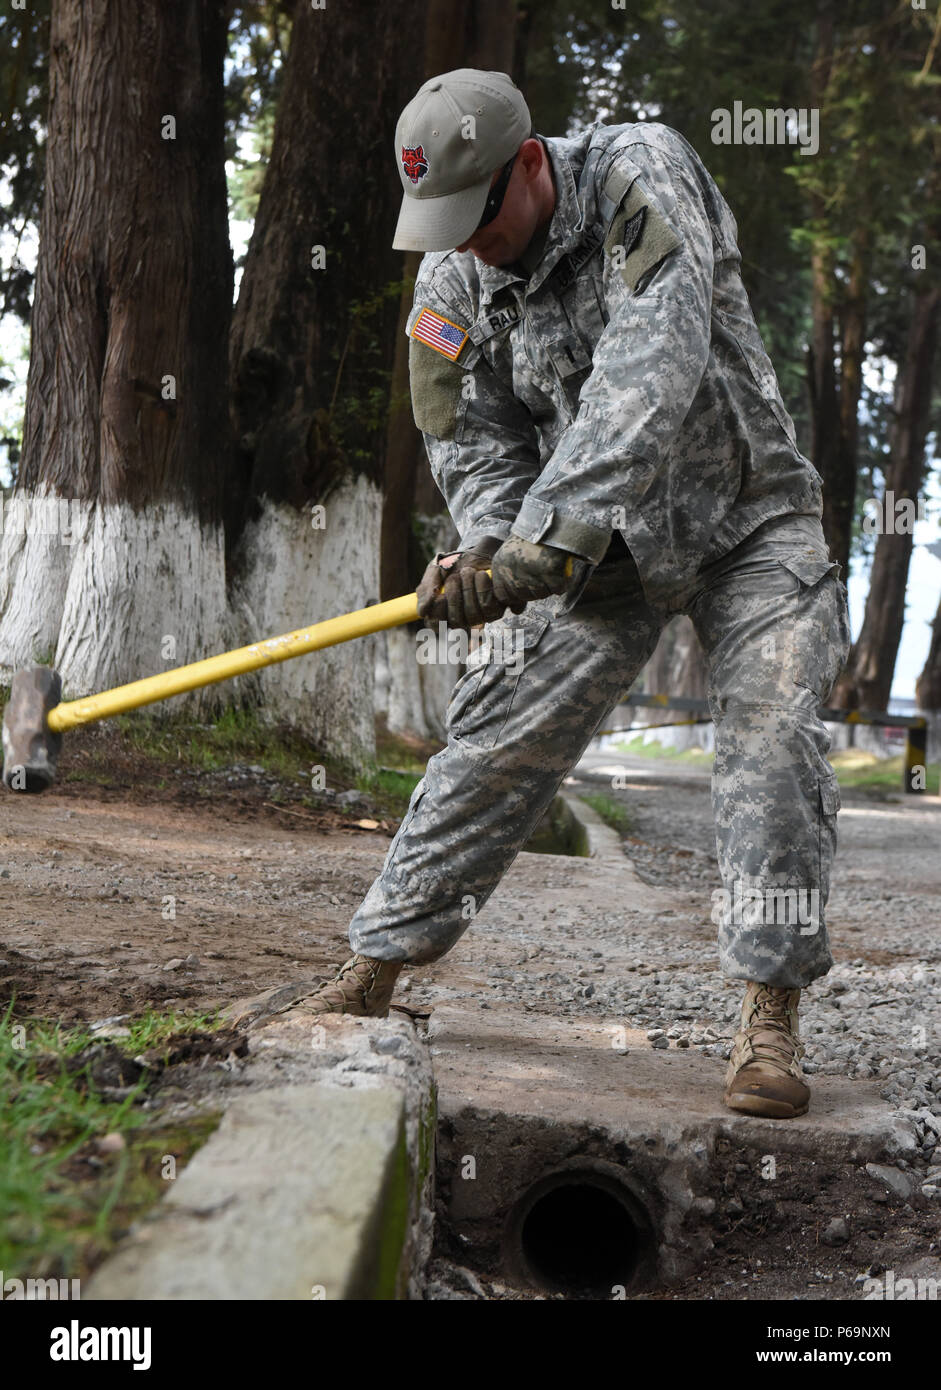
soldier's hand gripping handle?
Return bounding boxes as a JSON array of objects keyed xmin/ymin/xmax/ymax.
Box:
[
  {"xmin": 417, "ymin": 539, "xmax": 589, "ymax": 630},
  {"xmin": 490, "ymin": 536, "xmax": 589, "ymax": 609},
  {"xmin": 416, "ymin": 537, "xmax": 509, "ymax": 631}
]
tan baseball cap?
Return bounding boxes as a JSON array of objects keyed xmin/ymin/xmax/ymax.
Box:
[{"xmin": 393, "ymin": 69, "xmax": 532, "ymax": 252}]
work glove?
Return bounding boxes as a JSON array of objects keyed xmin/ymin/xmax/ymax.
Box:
[
  {"xmin": 490, "ymin": 535, "xmax": 579, "ymax": 609},
  {"xmin": 416, "ymin": 536, "xmax": 509, "ymax": 631}
]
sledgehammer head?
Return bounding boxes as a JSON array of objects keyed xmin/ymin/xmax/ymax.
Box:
[{"xmin": 2, "ymin": 665, "xmax": 63, "ymax": 792}]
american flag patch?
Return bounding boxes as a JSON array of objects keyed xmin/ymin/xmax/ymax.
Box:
[{"xmin": 410, "ymin": 307, "xmax": 468, "ymax": 361}]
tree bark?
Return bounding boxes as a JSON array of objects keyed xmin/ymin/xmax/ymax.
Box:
[
  {"xmin": 805, "ymin": 1, "xmax": 853, "ymax": 576},
  {"xmin": 424, "ymin": 0, "xmax": 519, "ymax": 76},
  {"xmin": 832, "ymin": 283, "xmax": 940, "ymax": 712},
  {"xmin": 381, "ymin": 0, "xmax": 520, "ymax": 605},
  {"xmin": 917, "ymin": 596, "xmax": 941, "ymax": 711},
  {"xmin": 0, "ymin": 0, "xmax": 233, "ymax": 695},
  {"xmin": 830, "ymin": 222, "xmax": 869, "ymax": 575},
  {"xmin": 229, "ymin": 0, "xmax": 422, "ymax": 767}
]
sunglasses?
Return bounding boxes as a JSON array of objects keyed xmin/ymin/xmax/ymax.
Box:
[{"xmin": 474, "ymin": 153, "xmax": 518, "ymax": 231}]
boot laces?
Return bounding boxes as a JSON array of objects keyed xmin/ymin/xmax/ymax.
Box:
[
  {"xmin": 329, "ymin": 955, "xmax": 372, "ymax": 996},
  {"xmin": 740, "ymin": 987, "xmax": 802, "ymax": 1069}
]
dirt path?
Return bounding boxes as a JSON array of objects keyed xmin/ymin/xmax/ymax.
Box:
[
  {"xmin": 573, "ymin": 747, "xmax": 941, "ymax": 964},
  {"xmin": 0, "ymin": 789, "xmax": 392, "ymax": 1024},
  {"xmin": 3, "ymin": 749, "xmax": 939, "ymax": 1301},
  {"xmin": 3, "ymin": 750, "xmax": 938, "ymax": 1057}
]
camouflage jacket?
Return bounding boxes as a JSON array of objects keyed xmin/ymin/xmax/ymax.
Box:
[{"xmin": 405, "ymin": 121, "xmax": 823, "ymax": 601}]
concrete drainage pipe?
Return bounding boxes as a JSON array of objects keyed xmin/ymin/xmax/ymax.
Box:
[{"xmin": 503, "ymin": 1160, "xmax": 657, "ymax": 1298}]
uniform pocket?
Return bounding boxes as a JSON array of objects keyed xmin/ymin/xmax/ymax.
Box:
[
  {"xmin": 775, "ymin": 554, "xmax": 849, "ymax": 701},
  {"xmin": 446, "ymin": 663, "xmax": 486, "ymax": 735},
  {"xmin": 449, "ymin": 609, "xmax": 551, "ymax": 750},
  {"xmin": 775, "ymin": 550, "xmax": 839, "ymax": 589},
  {"xmin": 817, "ymin": 768, "xmax": 841, "ymax": 909},
  {"xmin": 819, "ymin": 774, "xmax": 841, "ymax": 817}
]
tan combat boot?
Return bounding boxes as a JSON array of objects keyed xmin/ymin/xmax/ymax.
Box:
[
  {"xmin": 287, "ymin": 954, "xmax": 404, "ymax": 1018},
  {"xmin": 723, "ymin": 981, "xmax": 809, "ymax": 1119}
]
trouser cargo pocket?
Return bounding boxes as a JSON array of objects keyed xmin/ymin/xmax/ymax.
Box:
[{"xmin": 449, "ymin": 609, "xmax": 552, "ymax": 750}]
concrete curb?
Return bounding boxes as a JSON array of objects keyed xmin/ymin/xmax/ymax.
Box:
[
  {"xmin": 562, "ymin": 793, "xmax": 652, "ymax": 889},
  {"xmin": 563, "ymin": 793, "xmax": 624, "ymax": 863},
  {"xmin": 86, "ymin": 1013, "xmax": 436, "ymax": 1301}
]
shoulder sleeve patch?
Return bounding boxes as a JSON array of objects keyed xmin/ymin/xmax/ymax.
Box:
[
  {"xmin": 407, "ymin": 300, "xmax": 473, "ymax": 440},
  {"xmin": 409, "ymin": 330, "xmax": 466, "ymax": 440},
  {"xmin": 409, "ymin": 306, "xmax": 469, "ymax": 362},
  {"xmin": 604, "ymin": 179, "xmax": 682, "ymax": 293}
]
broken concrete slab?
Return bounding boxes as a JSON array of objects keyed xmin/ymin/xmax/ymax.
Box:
[
  {"xmin": 865, "ymin": 1162, "xmax": 915, "ymax": 1201},
  {"xmin": 87, "ymin": 1013, "xmax": 436, "ymax": 1301},
  {"xmin": 426, "ymin": 1002, "xmax": 921, "ymax": 1292},
  {"xmin": 427, "ymin": 1003, "xmax": 912, "ymax": 1150}
]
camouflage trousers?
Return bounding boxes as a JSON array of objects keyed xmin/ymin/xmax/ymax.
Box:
[{"xmin": 349, "ymin": 514, "xmax": 852, "ymax": 989}]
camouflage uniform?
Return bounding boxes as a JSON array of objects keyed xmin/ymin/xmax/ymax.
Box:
[{"xmin": 348, "ymin": 120, "xmax": 851, "ymax": 990}]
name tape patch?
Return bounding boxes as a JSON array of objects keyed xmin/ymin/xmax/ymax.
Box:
[{"xmin": 470, "ymin": 304, "xmax": 521, "ymax": 345}]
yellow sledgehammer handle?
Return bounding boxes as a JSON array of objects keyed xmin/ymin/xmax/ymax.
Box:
[
  {"xmin": 46, "ymin": 591, "xmax": 422, "ymax": 734},
  {"xmin": 45, "ymin": 555, "xmax": 573, "ymax": 735}
]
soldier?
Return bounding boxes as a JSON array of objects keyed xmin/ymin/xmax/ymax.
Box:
[{"xmin": 272, "ymin": 69, "xmax": 851, "ymax": 1120}]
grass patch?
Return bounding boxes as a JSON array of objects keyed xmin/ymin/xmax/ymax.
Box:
[
  {"xmin": 578, "ymin": 792, "xmax": 633, "ymax": 834},
  {"xmin": 828, "ymin": 749, "xmax": 939, "ymax": 794},
  {"xmin": 614, "ymin": 734, "xmax": 938, "ymax": 794},
  {"xmin": 355, "ymin": 765, "xmax": 423, "ymax": 817},
  {"xmin": 614, "ymin": 733, "xmax": 714, "ymax": 763},
  {"xmin": 0, "ymin": 683, "xmax": 437, "ymax": 818},
  {"xmin": 0, "ymin": 1004, "xmax": 223, "ymax": 1283},
  {"xmin": 120, "ymin": 1007, "xmax": 226, "ymax": 1055},
  {"xmin": 374, "ymin": 718, "xmax": 441, "ymax": 775},
  {"xmin": 51, "ymin": 700, "xmax": 382, "ymax": 806},
  {"xmin": 114, "ymin": 704, "xmax": 318, "ymax": 781}
]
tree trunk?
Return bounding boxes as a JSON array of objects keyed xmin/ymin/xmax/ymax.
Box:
[
  {"xmin": 424, "ymin": 0, "xmax": 519, "ymax": 75},
  {"xmin": 805, "ymin": 2, "xmax": 853, "ymax": 576},
  {"xmin": 916, "ymin": 594, "xmax": 941, "ymax": 779},
  {"xmin": 229, "ymin": 0, "xmax": 422, "ymax": 768},
  {"xmin": 830, "ymin": 223, "xmax": 869, "ymax": 575},
  {"xmin": 0, "ymin": 0, "xmax": 233, "ymax": 697},
  {"xmin": 832, "ymin": 283, "xmax": 940, "ymax": 712},
  {"xmin": 381, "ymin": 0, "xmax": 521, "ymax": 608},
  {"xmin": 917, "ymin": 596, "xmax": 941, "ymax": 712},
  {"xmin": 639, "ymin": 617, "xmax": 710, "ymax": 752}
]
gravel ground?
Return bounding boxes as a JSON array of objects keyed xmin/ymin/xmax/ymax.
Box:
[
  {"xmin": 400, "ymin": 749, "xmax": 940, "ymax": 1201},
  {"xmin": 567, "ymin": 751, "xmax": 941, "ymax": 1180}
]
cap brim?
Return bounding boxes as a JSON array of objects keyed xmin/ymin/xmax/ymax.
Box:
[{"xmin": 392, "ymin": 175, "xmax": 491, "ymax": 252}]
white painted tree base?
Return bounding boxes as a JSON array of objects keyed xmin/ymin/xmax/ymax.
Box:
[
  {"xmin": 0, "ymin": 485, "xmax": 80, "ymax": 680},
  {"xmin": 380, "ymin": 626, "xmax": 454, "ymax": 743},
  {"xmin": 231, "ymin": 476, "xmax": 381, "ymax": 768},
  {"xmin": 0, "ymin": 494, "xmax": 230, "ymax": 712},
  {"xmin": 0, "ymin": 480, "xmax": 401, "ymax": 770},
  {"xmin": 54, "ymin": 501, "xmax": 230, "ymax": 707}
]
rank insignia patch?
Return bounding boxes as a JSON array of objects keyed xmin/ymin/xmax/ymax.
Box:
[{"xmin": 410, "ymin": 307, "xmax": 469, "ymax": 361}]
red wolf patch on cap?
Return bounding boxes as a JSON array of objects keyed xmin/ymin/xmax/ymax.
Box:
[{"xmin": 402, "ymin": 145, "xmax": 429, "ymax": 184}]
